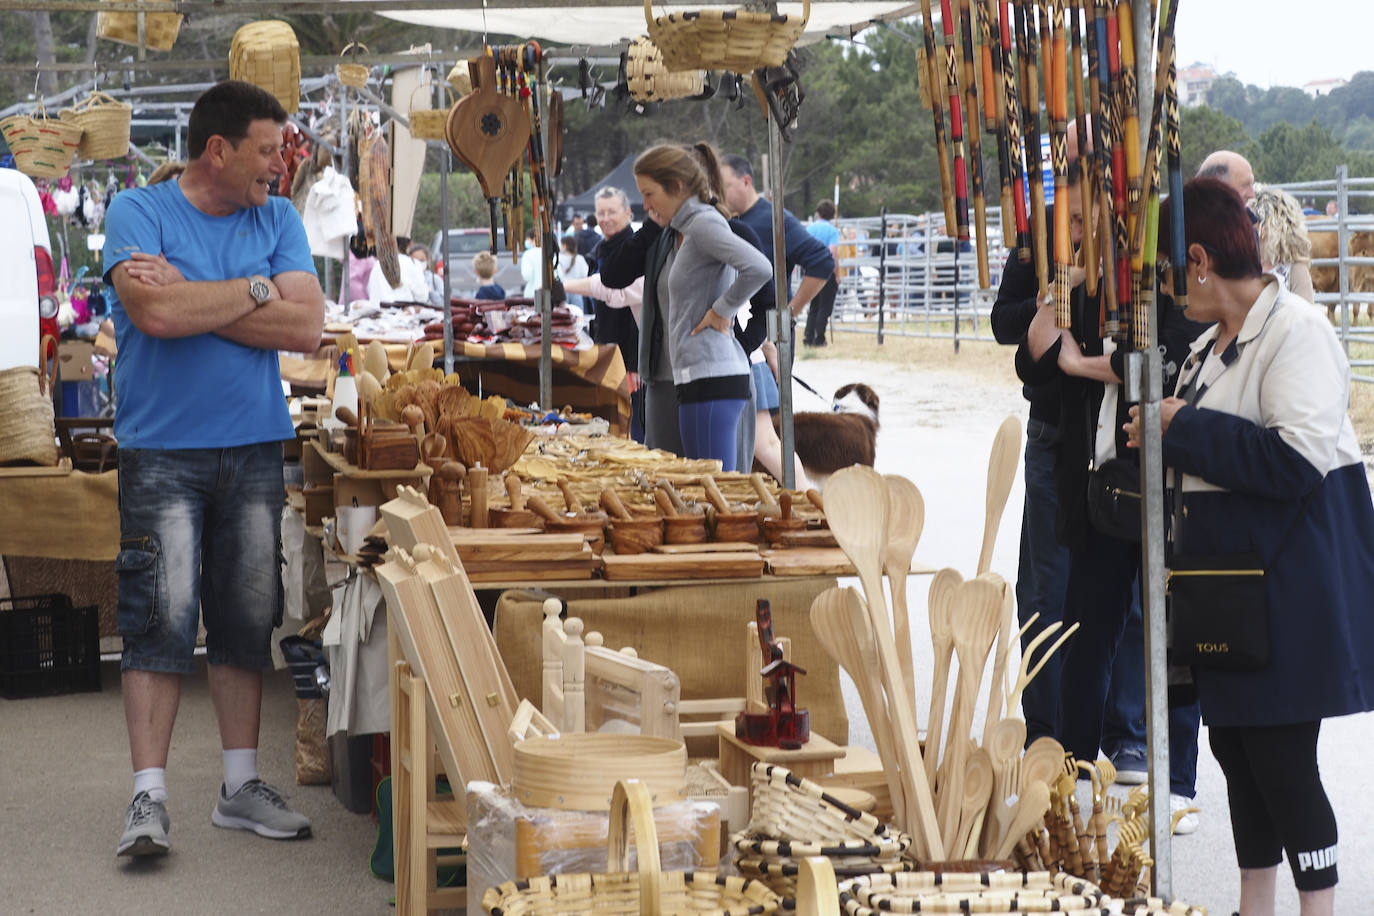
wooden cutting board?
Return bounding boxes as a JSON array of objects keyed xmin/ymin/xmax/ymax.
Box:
[
  {"xmin": 453, "ymin": 532, "xmax": 589, "ymax": 562},
  {"xmin": 762, "ymin": 548, "xmax": 857, "ymax": 577},
  {"xmin": 602, "ymin": 551, "xmax": 765, "ymax": 581},
  {"xmin": 651, "ymin": 542, "xmax": 759, "ymax": 554},
  {"xmin": 771, "ymin": 528, "xmax": 839, "ymax": 549}
]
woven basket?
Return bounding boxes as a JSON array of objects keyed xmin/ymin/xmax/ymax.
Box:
[
  {"xmin": 749, "ymin": 763, "xmax": 892, "ymax": 845},
  {"xmin": 0, "ymin": 359, "xmax": 59, "ymax": 467},
  {"xmin": 337, "ymin": 43, "xmax": 370, "ymax": 89},
  {"xmin": 60, "ymin": 91, "xmax": 132, "ymax": 160},
  {"xmin": 230, "ymin": 20, "xmax": 301, "ymax": 114},
  {"xmin": 96, "ymin": 5, "xmax": 182, "ymax": 52},
  {"xmin": 840, "ymin": 871, "xmax": 1120, "ymax": 915},
  {"xmin": 482, "ymin": 779, "xmax": 781, "ymax": 915},
  {"xmin": 1, "ymin": 102, "xmax": 82, "ymax": 179},
  {"xmin": 626, "ymin": 36, "xmax": 705, "ymax": 103},
  {"xmin": 408, "ymin": 82, "xmax": 452, "ymax": 142},
  {"xmin": 645, "ymin": 0, "xmax": 809, "ymax": 74}
]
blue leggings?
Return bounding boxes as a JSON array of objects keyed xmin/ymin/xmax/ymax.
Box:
[{"xmin": 678, "ymin": 399, "xmax": 747, "ymax": 471}]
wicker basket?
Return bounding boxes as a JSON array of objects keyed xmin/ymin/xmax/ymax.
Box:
[
  {"xmin": 645, "ymin": 0, "xmax": 809, "ymax": 74},
  {"xmin": 839, "ymin": 871, "xmax": 1122, "ymax": 915},
  {"xmin": 482, "ymin": 779, "xmax": 782, "ymax": 915},
  {"xmin": 337, "ymin": 43, "xmax": 370, "ymax": 89},
  {"xmin": 96, "ymin": 4, "xmax": 182, "ymax": 52},
  {"xmin": 749, "ymin": 763, "xmax": 892, "ymax": 845},
  {"xmin": 230, "ymin": 21, "xmax": 301, "ymax": 114},
  {"xmin": 0, "ymin": 361, "xmax": 59, "ymax": 467},
  {"xmin": 1, "ymin": 102, "xmax": 82, "ymax": 179},
  {"xmin": 626, "ymin": 36, "xmax": 705, "ymax": 103},
  {"xmin": 407, "ymin": 82, "xmax": 452, "ymax": 142},
  {"xmin": 60, "ymin": 91, "xmax": 132, "ymax": 160}
]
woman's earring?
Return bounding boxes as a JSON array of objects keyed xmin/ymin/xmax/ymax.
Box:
[{"xmin": 1197, "ymin": 274, "xmax": 1207, "ymax": 285}]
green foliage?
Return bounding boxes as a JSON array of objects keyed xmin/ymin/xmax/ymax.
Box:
[{"xmin": 1179, "ymin": 106, "xmax": 1251, "ymax": 178}]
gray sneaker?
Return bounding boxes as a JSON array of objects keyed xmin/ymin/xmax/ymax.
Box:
[
  {"xmin": 117, "ymin": 791, "xmax": 171, "ymax": 857},
  {"xmin": 211, "ymin": 779, "xmax": 312, "ymax": 839}
]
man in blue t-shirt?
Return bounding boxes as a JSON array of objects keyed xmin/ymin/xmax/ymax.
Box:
[
  {"xmin": 803, "ymin": 200, "xmax": 841, "ymax": 346},
  {"xmin": 103, "ymin": 81, "xmax": 324, "ymax": 860}
]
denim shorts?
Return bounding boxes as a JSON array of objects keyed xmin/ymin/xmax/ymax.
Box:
[
  {"xmin": 751, "ymin": 362, "xmax": 780, "ymax": 412},
  {"xmin": 116, "ymin": 443, "xmax": 285, "ymax": 674}
]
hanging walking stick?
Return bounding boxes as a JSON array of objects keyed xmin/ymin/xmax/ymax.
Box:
[
  {"xmin": 920, "ymin": 1, "xmax": 959, "ymax": 237},
  {"xmin": 980, "ymin": 0, "xmax": 1014, "ymax": 247},
  {"xmin": 1129, "ymin": 0, "xmax": 1172, "ymax": 352},
  {"xmin": 1069, "ymin": 0, "xmax": 1098, "ymax": 297},
  {"xmin": 1105, "ymin": 1, "xmax": 1132, "ymax": 342},
  {"xmin": 1050, "ymin": 0, "xmax": 1071, "ymax": 326},
  {"xmin": 941, "ymin": 0, "xmax": 972, "ymax": 242},
  {"xmin": 1001, "ymin": 0, "xmax": 1031, "ymax": 261},
  {"xmin": 1117, "ymin": 0, "xmax": 1143, "ymax": 241},
  {"xmin": 1088, "ymin": 0, "xmax": 1120, "ymax": 337},
  {"xmin": 1017, "ymin": 0, "xmax": 1049, "ymax": 295},
  {"xmin": 961, "ymin": 0, "xmax": 991, "ymax": 284},
  {"xmin": 1166, "ymin": 27, "xmax": 1186, "ymax": 312}
]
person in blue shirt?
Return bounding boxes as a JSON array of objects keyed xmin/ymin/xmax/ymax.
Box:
[
  {"xmin": 103, "ymin": 81, "xmax": 324, "ymax": 860},
  {"xmin": 803, "ymin": 199, "xmax": 841, "ymax": 346},
  {"xmin": 472, "ymin": 251, "xmax": 507, "ymax": 301}
]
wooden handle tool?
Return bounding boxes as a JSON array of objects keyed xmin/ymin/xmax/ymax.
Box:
[
  {"xmin": 334, "ymin": 406, "xmax": 360, "ymax": 428},
  {"xmin": 504, "ymin": 473, "xmax": 525, "ymax": 510},
  {"xmin": 557, "ymin": 476, "xmax": 583, "ymax": 516},
  {"xmin": 653, "ymin": 488, "xmax": 679, "ymax": 518},
  {"xmin": 526, "ymin": 494, "xmax": 563, "ymax": 525},
  {"xmin": 750, "ymin": 473, "xmax": 780, "ymax": 516},
  {"xmin": 701, "ymin": 475, "xmax": 732, "ymax": 514},
  {"xmin": 600, "ymin": 488, "xmax": 634, "ymax": 521},
  {"xmin": 656, "ymin": 478, "xmax": 688, "ymax": 515}
]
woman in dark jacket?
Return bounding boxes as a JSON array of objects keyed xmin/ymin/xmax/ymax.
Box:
[{"xmin": 1126, "ymin": 177, "xmax": 1374, "ymax": 915}]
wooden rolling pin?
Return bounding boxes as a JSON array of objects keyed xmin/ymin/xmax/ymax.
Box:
[
  {"xmin": 505, "ymin": 473, "xmax": 525, "ymax": 510},
  {"xmin": 600, "ymin": 488, "xmax": 634, "ymax": 521},
  {"xmin": 527, "ymin": 494, "xmax": 563, "ymax": 525},
  {"xmin": 468, "ymin": 466, "xmax": 489, "ymax": 528},
  {"xmin": 751, "ymin": 473, "xmax": 781, "ymax": 517},
  {"xmin": 700, "ymin": 475, "xmax": 732, "ymax": 514},
  {"xmin": 557, "ymin": 477, "xmax": 583, "ymax": 516}
]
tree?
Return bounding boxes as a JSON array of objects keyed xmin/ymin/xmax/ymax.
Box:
[
  {"xmin": 1205, "ymin": 75, "xmax": 1247, "ymax": 122},
  {"xmin": 1179, "ymin": 106, "xmax": 1250, "ymax": 177},
  {"xmin": 1250, "ymin": 121, "xmax": 1345, "ymax": 184}
]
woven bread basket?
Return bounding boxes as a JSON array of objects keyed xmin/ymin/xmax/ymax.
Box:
[
  {"xmin": 60, "ymin": 91, "xmax": 132, "ymax": 160},
  {"xmin": 512, "ymin": 732, "xmax": 687, "ymax": 811},
  {"xmin": 407, "ymin": 82, "xmax": 452, "ymax": 142},
  {"xmin": 0, "ymin": 340, "xmax": 59, "ymax": 467},
  {"xmin": 1, "ymin": 102, "xmax": 82, "ymax": 179},
  {"xmin": 482, "ymin": 779, "xmax": 781, "ymax": 915},
  {"xmin": 96, "ymin": 5, "xmax": 182, "ymax": 52},
  {"xmin": 626, "ymin": 36, "xmax": 705, "ymax": 103},
  {"xmin": 230, "ymin": 21, "xmax": 301, "ymax": 114},
  {"xmin": 645, "ymin": 0, "xmax": 809, "ymax": 74},
  {"xmin": 337, "ymin": 43, "xmax": 370, "ymax": 89}
]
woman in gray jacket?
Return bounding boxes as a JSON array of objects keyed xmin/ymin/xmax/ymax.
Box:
[{"xmin": 633, "ymin": 144, "xmax": 771, "ymax": 470}]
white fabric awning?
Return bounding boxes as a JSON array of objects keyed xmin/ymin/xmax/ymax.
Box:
[{"xmin": 368, "ymin": 2, "xmax": 921, "ymax": 49}]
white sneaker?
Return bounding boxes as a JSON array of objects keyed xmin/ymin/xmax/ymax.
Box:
[{"xmin": 1170, "ymin": 794, "xmax": 1200, "ymax": 835}]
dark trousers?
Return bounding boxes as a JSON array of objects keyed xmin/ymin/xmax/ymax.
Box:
[{"xmin": 803, "ymin": 275, "xmax": 839, "ymax": 345}]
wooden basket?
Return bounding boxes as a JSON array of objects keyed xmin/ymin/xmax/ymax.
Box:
[
  {"xmin": 482, "ymin": 779, "xmax": 782, "ymax": 915},
  {"xmin": 512, "ymin": 733, "xmax": 687, "ymax": 811},
  {"xmin": 749, "ymin": 763, "xmax": 893, "ymax": 846},
  {"xmin": 60, "ymin": 91, "xmax": 132, "ymax": 160},
  {"xmin": 408, "ymin": 81, "xmax": 452, "ymax": 142},
  {"xmin": 337, "ymin": 42, "xmax": 370, "ymax": 89},
  {"xmin": 230, "ymin": 20, "xmax": 301, "ymax": 114},
  {"xmin": 626, "ymin": 36, "xmax": 705, "ymax": 103},
  {"xmin": 0, "ymin": 103, "xmax": 82, "ymax": 179},
  {"xmin": 96, "ymin": 5, "xmax": 182, "ymax": 52},
  {"xmin": 645, "ymin": 0, "xmax": 809, "ymax": 74}
]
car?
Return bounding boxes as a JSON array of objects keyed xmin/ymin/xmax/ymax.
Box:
[
  {"xmin": 430, "ymin": 227, "xmax": 526, "ymax": 299},
  {"xmin": 0, "ymin": 169, "xmax": 59, "ymax": 372}
]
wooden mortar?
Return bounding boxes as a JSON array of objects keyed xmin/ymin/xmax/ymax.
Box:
[
  {"xmin": 490, "ymin": 473, "xmax": 542, "ymax": 529},
  {"xmin": 529, "ymin": 495, "xmax": 607, "ymax": 553},
  {"xmin": 763, "ymin": 491, "xmax": 808, "ymax": 546},
  {"xmin": 702, "ymin": 473, "xmax": 759, "ymax": 544},
  {"xmin": 607, "ymin": 517, "xmax": 663, "ymax": 555}
]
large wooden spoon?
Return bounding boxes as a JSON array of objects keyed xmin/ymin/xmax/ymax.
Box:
[
  {"xmin": 882, "ymin": 474, "xmax": 925, "ymax": 711},
  {"xmin": 977, "ymin": 415, "xmax": 1022, "ymax": 576},
  {"xmin": 952, "ymin": 746, "xmax": 996, "ymax": 859},
  {"xmin": 993, "ymin": 780, "xmax": 1052, "ymax": 860},
  {"xmin": 982, "ymin": 716, "xmax": 1028, "ymax": 856},
  {"xmin": 924, "ymin": 567, "xmax": 964, "ymax": 788},
  {"xmin": 825, "ymin": 466, "xmax": 944, "ymax": 860}
]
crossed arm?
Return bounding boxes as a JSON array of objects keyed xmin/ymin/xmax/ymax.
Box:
[{"xmin": 113, "ymin": 251, "xmax": 325, "ymax": 353}]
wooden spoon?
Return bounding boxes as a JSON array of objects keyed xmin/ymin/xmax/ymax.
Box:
[
  {"xmin": 982, "ymin": 716, "xmax": 1028, "ymax": 857},
  {"xmin": 982, "ymin": 577, "xmax": 1018, "ymax": 736},
  {"xmin": 952, "ymin": 747, "xmax": 995, "ymax": 859},
  {"xmin": 557, "ymin": 476, "xmax": 583, "ymax": 516},
  {"xmin": 401, "ymin": 404, "xmax": 426, "ymax": 439},
  {"xmin": 882, "ymin": 474, "xmax": 925, "ymax": 711},
  {"xmin": 825, "ymin": 466, "xmax": 944, "ymax": 860},
  {"xmin": 977, "ymin": 415, "xmax": 1021, "ymax": 576},
  {"xmin": 809, "ymin": 586, "xmax": 908, "ymax": 830},
  {"xmin": 993, "ymin": 780, "xmax": 1052, "ymax": 860},
  {"xmin": 924, "ymin": 567, "xmax": 964, "ymax": 789},
  {"xmin": 600, "ymin": 487, "xmax": 634, "ymax": 521},
  {"xmin": 1020, "ymin": 736, "xmax": 1068, "ymax": 799}
]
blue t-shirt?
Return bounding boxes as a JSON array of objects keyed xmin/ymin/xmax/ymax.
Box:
[
  {"xmin": 807, "ymin": 218, "xmax": 840, "ymax": 251},
  {"xmin": 103, "ymin": 181, "xmax": 316, "ymax": 449},
  {"xmin": 475, "ymin": 282, "xmax": 506, "ymax": 301}
]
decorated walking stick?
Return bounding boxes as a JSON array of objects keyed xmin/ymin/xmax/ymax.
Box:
[
  {"xmin": 920, "ymin": 0, "xmax": 960, "ymax": 237},
  {"xmin": 941, "ymin": 0, "xmax": 972, "ymax": 243},
  {"xmin": 1088, "ymin": 0, "xmax": 1120, "ymax": 337},
  {"xmin": 1069, "ymin": 0, "xmax": 1099, "ymax": 297},
  {"xmin": 981, "ymin": 0, "xmax": 1015, "ymax": 247},
  {"xmin": 1001, "ymin": 0, "xmax": 1032, "ymax": 261},
  {"xmin": 1017, "ymin": 0, "xmax": 1050, "ymax": 295},
  {"xmin": 1165, "ymin": 3, "xmax": 1187, "ymax": 311},
  {"xmin": 1050, "ymin": 0, "xmax": 1071, "ymax": 326},
  {"xmin": 1105, "ymin": 0, "xmax": 1133, "ymax": 342},
  {"xmin": 960, "ymin": 0, "xmax": 992, "ymax": 285},
  {"xmin": 1117, "ymin": 0, "xmax": 1143, "ymax": 238}
]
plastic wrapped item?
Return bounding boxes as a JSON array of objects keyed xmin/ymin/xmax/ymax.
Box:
[{"xmin": 466, "ymin": 780, "xmax": 722, "ymax": 907}]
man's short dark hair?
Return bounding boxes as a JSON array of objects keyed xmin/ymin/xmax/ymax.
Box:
[
  {"xmin": 187, "ymin": 80, "xmax": 288, "ymax": 160},
  {"xmin": 816, "ymin": 199, "xmax": 836, "ymax": 220},
  {"xmin": 1196, "ymin": 161, "xmax": 1230, "ymax": 181},
  {"xmin": 722, "ymin": 154, "xmax": 753, "ymax": 179}
]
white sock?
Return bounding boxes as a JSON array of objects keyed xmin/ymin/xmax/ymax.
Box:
[
  {"xmin": 223, "ymin": 748, "xmax": 259, "ymax": 797},
  {"xmin": 133, "ymin": 767, "xmax": 167, "ymax": 803}
]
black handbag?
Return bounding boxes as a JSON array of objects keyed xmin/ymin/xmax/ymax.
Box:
[
  {"xmin": 1086, "ymin": 457, "xmax": 1141, "ymax": 542},
  {"xmin": 1167, "ymin": 552, "xmax": 1269, "ymax": 671}
]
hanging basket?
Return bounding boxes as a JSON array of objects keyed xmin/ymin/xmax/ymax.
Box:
[
  {"xmin": 1, "ymin": 100, "xmax": 83, "ymax": 179},
  {"xmin": 407, "ymin": 81, "xmax": 453, "ymax": 142},
  {"xmin": 96, "ymin": 4, "xmax": 182, "ymax": 52},
  {"xmin": 60, "ymin": 91, "xmax": 132, "ymax": 160},
  {"xmin": 626, "ymin": 36, "xmax": 706, "ymax": 103},
  {"xmin": 481, "ymin": 779, "xmax": 782, "ymax": 916},
  {"xmin": 337, "ymin": 43, "xmax": 370, "ymax": 89},
  {"xmin": 230, "ymin": 20, "xmax": 301, "ymax": 114},
  {"xmin": 645, "ymin": 0, "xmax": 809, "ymax": 74}
]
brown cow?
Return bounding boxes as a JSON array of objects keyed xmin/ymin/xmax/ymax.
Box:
[{"xmin": 1308, "ymin": 225, "xmax": 1374, "ymax": 324}]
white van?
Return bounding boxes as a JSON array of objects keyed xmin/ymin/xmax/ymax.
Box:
[{"xmin": 0, "ymin": 168, "xmax": 58, "ymax": 370}]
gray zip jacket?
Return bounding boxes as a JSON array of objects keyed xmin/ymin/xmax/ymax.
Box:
[{"xmin": 665, "ymin": 196, "xmax": 772, "ymax": 386}]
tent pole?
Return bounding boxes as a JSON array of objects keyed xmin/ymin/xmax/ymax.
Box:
[
  {"xmin": 538, "ymin": 53, "xmax": 553, "ymax": 410},
  {"xmin": 768, "ymin": 107, "xmax": 795, "ymax": 489}
]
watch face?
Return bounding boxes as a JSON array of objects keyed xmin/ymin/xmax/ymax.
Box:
[{"xmin": 250, "ymin": 279, "xmax": 271, "ymax": 304}]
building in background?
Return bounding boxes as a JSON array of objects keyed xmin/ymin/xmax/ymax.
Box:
[{"xmin": 1178, "ymin": 63, "xmax": 1218, "ymax": 107}]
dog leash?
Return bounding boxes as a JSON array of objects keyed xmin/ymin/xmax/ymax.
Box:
[{"xmin": 790, "ymin": 373, "xmax": 835, "ymax": 408}]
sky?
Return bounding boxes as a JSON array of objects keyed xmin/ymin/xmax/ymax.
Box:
[{"xmin": 1173, "ymin": 1, "xmax": 1363, "ymax": 89}]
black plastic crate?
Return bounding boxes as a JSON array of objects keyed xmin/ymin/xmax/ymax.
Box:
[{"xmin": 0, "ymin": 594, "xmax": 102, "ymax": 699}]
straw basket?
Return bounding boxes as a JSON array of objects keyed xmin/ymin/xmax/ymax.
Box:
[
  {"xmin": 60, "ymin": 92, "xmax": 132, "ymax": 160},
  {"xmin": 645, "ymin": 0, "xmax": 809, "ymax": 74},
  {"xmin": 96, "ymin": 5, "xmax": 182, "ymax": 52},
  {"xmin": 481, "ymin": 779, "xmax": 782, "ymax": 915},
  {"xmin": 1, "ymin": 102, "xmax": 82, "ymax": 179},
  {"xmin": 337, "ymin": 43, "xmax": 370, "ymax": 89},
  {"xmin": 230, "ymin": 21, "xmax": 301, "ymax": 114},
  {"xmin": 625, "ymin": 37, "xmax": 705, "ymax": 103},
  {"xmin": 749, "ymin": 763, "xmax": 892, "ymax": 845},
  {"xmin": 408, "ymin": 82, "xmax": 452, "ymax": 142},
  {"xmin": 512, "ymin": 733, "xmax": 687, "ymax": 811},
  {"xmin": 0, "ymin": 353, "xmax": 59, "ymax": 467},
  {"xmin": 838, "ymin": 870, "xmax": 1172, "ymax": 916}
]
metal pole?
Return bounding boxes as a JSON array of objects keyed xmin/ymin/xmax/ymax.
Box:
[
  {"xmin": 1337, "ymin": 164, "xmax": 1351, "ymax": 352},
  {"xmin": 538, "ymin": 55, "xmax": 553, "ymax": 410},
  {"xmin": 951, "ymin": 237, "xmax": 960, "ymax": 354},
  {"xmin": 439, "ymin": 99, "xmax": 455, "ymax": 376},
  {"xmin": 768, "ymin": 110, "xmax": 795, "ymax": 489},
  {"xmin": 340, "ymin": 80, "xmax": 351, "ymax": 312},
  {"xmin": 877, "ymin": 207, "xmax": 887, "ymax": 345}
]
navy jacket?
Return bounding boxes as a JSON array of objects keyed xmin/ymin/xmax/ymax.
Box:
[{"xmin": 734, "ymin": 198, "xmax": 835, "ymax": 301}]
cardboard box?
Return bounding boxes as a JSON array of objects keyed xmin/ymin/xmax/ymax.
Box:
[{"xmin": 58, "ymin": 340, "xmax": 95, "ymax": 381}]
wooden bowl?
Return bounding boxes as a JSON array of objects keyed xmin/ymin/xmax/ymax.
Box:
[
  {"xmin": 608, "ymin": 517, "xmax": 664, "ymax": 554},
  {"xmin": 544, "ymin": 511, "xmax": 608, "ymax": 554},
  {"xmin": 663, "ymin": 513, "xmax": 708, "ymax": 545},
  {"xmin": 712, "ymin": 510, "xmax": 761, "ymax": 544},
  {"xmin": 489, "ymin": 507, "xmax": 543, "ymax": 529},
  {"xmin": 762, "ymin": 516, "xmax": 808, "ymax": 547}
]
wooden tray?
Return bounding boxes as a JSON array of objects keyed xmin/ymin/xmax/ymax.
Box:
[
  {"xmin": 762, "ymin": 548, "xmax": 857, "ymax": 577},
  {"xmin": 602, "ymin": 551, "xmax": 764, "ymax": 581}
]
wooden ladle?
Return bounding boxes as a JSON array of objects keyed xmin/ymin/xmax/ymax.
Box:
[{"xmin": 882, "ymin": 474, "xmax": 925, "ymax": 710}]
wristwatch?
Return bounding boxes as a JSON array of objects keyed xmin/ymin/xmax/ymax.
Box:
[{"xmin": 248, "ymin": 275, "xmax": 272, "ymax": 307}]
